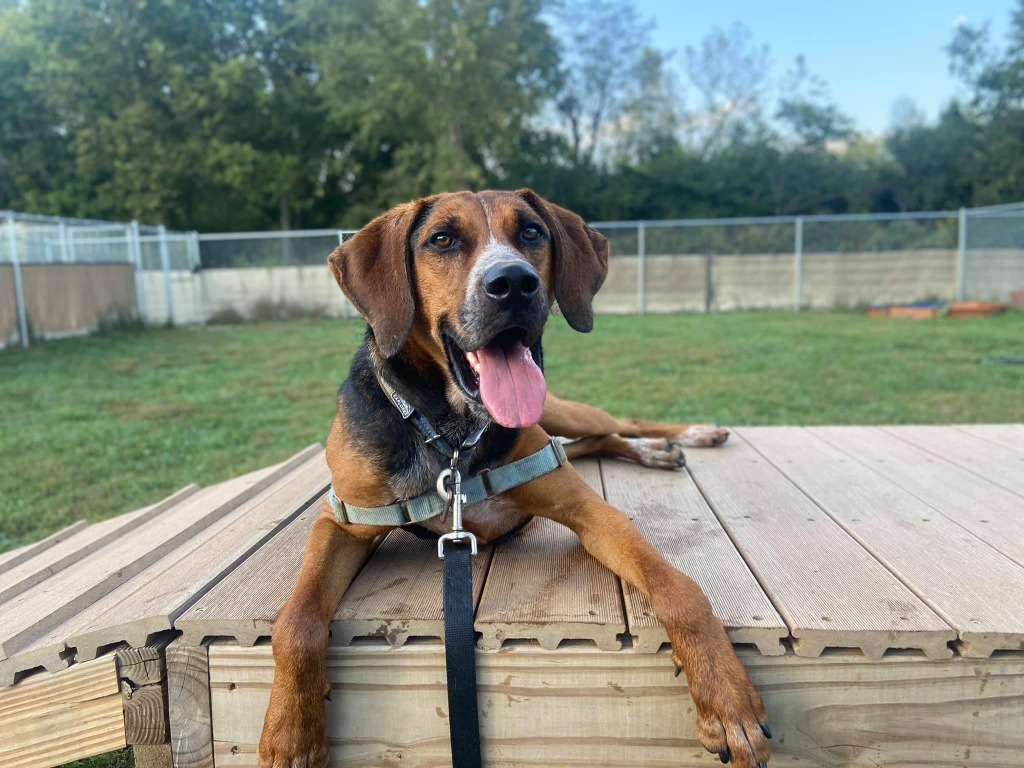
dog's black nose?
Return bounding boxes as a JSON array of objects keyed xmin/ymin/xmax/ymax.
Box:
[{"xmin": 483, "ymin": 262, "xmax": 540, "ymax": 306}]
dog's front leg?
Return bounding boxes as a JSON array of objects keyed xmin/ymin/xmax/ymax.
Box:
[
  {"xmin": 507, "ymin": 437, "xmax": 770, "ymax": 767},
  {"xmin": 258, "ymin": 511, "xmax": 377, "ymax": 768}
]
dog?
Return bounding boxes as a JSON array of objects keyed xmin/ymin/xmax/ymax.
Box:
[{"xmin": 258, "ymin": 189, "xmax": 770, "ymax": 768}]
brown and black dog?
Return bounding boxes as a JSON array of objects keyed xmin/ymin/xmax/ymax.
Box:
[{"xmin": 258, "ymin": 190, "xmax": 770, "ymax": 768}]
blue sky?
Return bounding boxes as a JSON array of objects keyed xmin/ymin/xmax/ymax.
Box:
[{"xmin": 639, "ymin": 0, "xmax": 1015, "ymax": 134}]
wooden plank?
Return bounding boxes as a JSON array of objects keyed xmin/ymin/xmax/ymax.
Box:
[
  {"xmin": 0, "ymin": 521, "xmax": 90, "ymax": 577},
  {"xmin": 0, "ymin": 484, "xmax": 199, "ymax": 605},
  {"xmin": 116, "ymin": 646, "xmax": 169, "ymax": 747},
  {"xmin": 175, "ymin": 500, "xmax": 320, "ymax": 647},
  {"xmin": 810, "ymin": 426, "xmax": 1024, "ymax": 568},
  {"xmin": 742, "ymin": 426, "xmax": 1024, "ymax": 659},
  {"xmin": 208, "ymin": 643, "xmax": 1024, "ymax": 768},
  {"xmin": 884, "ymin": 425, "xmax": 1024, "ymax": 496},
  {"xmin": 0, "ymin": 462, "xmax": 293, "ymax": 665},
  {"xmin": 474, "ymin": 459, "xmax": 626, "ymax": 651},
  {"xmin": 333, "ymin": 528, "xmax": 493, "ymax": 646},
  {"xmin": 954, "ymin": 424, "xmax": 1024, "ymax": 454},
  {"xmin": 167, "ymin": 644, "xmax": 214, "ymax": 768},
  {"xmin": 684, "ymin": 434, "xmax": 954, "ymax": 658},
  {"xmin": 600, "ymin": 459, "xmax": 787, "ymax": 655},
  {"xmin": 64, "ymin": 450, "xmax": 327, "ymax": 658},
  {"xmin": 0, "ymin": 654, "xmax": 125, "ymax": 768}
]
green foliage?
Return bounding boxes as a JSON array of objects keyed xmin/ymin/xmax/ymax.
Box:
[
  {"xmin": 1, "ymin": 0, "xmax": 1023, "ymax": 229},
  {"xmin": 2, "ymin": 312, "xmax": 1022, "ymax": 552}
]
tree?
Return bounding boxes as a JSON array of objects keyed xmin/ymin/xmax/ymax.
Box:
[{"xmin": 775, "ymin": 55, "xmax": 855, "ymax": 148}]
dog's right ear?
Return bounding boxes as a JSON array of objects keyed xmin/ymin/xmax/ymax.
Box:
[{"xmin": 328, "ymin": 199, "xmax": 430, "ymax": 358}]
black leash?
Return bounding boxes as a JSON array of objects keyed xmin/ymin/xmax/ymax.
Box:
[{"xmin": 442, "ymin": 539, "xmax": 483, "ymax": 768}]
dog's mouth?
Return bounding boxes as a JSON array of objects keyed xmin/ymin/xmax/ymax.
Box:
[{"xmin": 443, "ymin": 327, "xmax": 546, "ymax": 429}]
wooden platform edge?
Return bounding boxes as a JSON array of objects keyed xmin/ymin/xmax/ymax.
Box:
[
  {"xmin": 0, "ymin": 520, "xmax": 90, "ymax": 577},
  {"xmin": 167, "ymin": 642, "xmax": 215, "ymax": 768}
]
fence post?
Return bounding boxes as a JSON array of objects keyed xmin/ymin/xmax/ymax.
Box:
[
  {"xmin": 955, "ymin": 207, "xmax": 967, "ymax": 301},
  {"xmin": 158, "ymin": 224, "xmax": 175, "ymax": 325},
  {"xmin": 794, "ymin": 216, "xmax": 804, "ymax": 312},
  {"xmin": 130, "ymin": 220, "xmax": 147, "ymax": 322},
  {"xmin": 188, "ymin": 231, "xmax": 205, "ymax": 325},
  {"xmin": 58, "ymin": 222, "xmax": 69, "ymax": 262},
  {"xmin": 5, "ymin": 213, "xmax": 29, "ymax": 348},
  {"xmin": 637, "ymin": 221, "xmax": 647, "ymax": 315},
  {"xmin": 704, "ymin": 251, "xmax": 715, "ymax": 313},
  {"xmin": 336, "ymin": 230, "xmax": 350, "ymax": 319}
]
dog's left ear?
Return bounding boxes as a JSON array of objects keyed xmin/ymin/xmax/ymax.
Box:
[
  {"xmin": 515, "ymin": 189, "xmax": 608, "ymax": 332},
  {"xmin": 327, "ymin": 198, "xmax": 432, "ymax": 357}
]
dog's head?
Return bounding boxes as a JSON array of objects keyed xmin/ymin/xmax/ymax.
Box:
[{"xmin": 328, "ymin": 189, "xmax": 608, "ymax": 429}]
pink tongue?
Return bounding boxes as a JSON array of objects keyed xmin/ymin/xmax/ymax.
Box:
[{"xmin": 474, "ymin": 341, "xmax": 547, "ymax": 428}]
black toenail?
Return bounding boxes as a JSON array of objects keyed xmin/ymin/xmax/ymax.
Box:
[
  {"xmin": 760, "ymin": 723, "xmax": 772, "ymax": 739},
  {"xmin": 719, "ymin": 747, "xmax": 731, "ymax": 763},
  {"xmin": 674, "ymin": 666, "xmax": 682, "ymax": 677}
]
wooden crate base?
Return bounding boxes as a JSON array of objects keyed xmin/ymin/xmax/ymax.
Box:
[{"xmin": 208, "ymin": 643, "xmax": 1024, "ymax": 767}]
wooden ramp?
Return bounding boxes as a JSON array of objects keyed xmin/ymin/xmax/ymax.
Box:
[{"xmin": 1, "ymin": 427, "xmax": 1023, "ymax": 768}]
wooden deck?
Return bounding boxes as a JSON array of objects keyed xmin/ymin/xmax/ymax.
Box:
[{"xmin": 1, "ymin": 426, "xmax": 1023, "ymax": 767}]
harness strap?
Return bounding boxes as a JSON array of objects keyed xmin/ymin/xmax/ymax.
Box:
[
  {"xmin": 442, "ymin": 540, "xmax": 483, "ymax": 768},
  {"xmin": 328, "ymin": 438, "xmax": 567, "ymax": 527}
]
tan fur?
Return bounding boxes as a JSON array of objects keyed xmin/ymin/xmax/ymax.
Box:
[{"xmin": 259, "ymin": 191, "xmax": 768, "ymax": 768}]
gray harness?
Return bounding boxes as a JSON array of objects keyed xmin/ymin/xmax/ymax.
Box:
[{"xmin": 327, "ymin": 372, "xmax": 567, "ymax": 529}]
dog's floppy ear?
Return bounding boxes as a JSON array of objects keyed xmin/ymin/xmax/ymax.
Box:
[
  {"xmin": 327, "ymin": 199, "xmax": 430, "ymax": 357},
  {"xmin": 515, "ymin": 189, "xmax": 608, "ymax": 332}
]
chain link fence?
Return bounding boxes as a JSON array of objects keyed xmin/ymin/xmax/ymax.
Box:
[{"xmin": 2, "ymin": 204, "xmax": 1021, "ymax": 347}]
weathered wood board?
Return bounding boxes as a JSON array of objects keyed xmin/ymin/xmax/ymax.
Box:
[
  {"xmin": 809, "ymin": 426, "xmax": 1024, "ymax": 568},
  {"xmin": 684, "ymin": 435, "xmax": 955, "ymax": 658},
  {"xmin": 884, "ymin": 425, "xmax": 1024, "ymax": 496},
  {"xmin": 0, "ymin": 521, "xmax": 90, "ymax": 577},
  {"xmin": 474, "ymin": 460, "xmax": 626, "ymax": 651},
  {"xmin": 953, "ymin": 424, "xmax": 1024, "ymax": 454},
  {"xmin": 207, "ymin": 643, "xmax": 1024, "ymax": 768},
  {"xmin": 743, "ymin": 426, "xmax": 1024, "ymax": 658},
  {"xmin": 0, "ymin": 654, "xmax": 125, "ymax": 768},
  {"xmin": 600, "ymin": 458, "xmax": 787, "ymax": 655}
]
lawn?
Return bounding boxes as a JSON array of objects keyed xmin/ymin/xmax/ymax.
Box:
[
  {"xmin": 2, "ymin": 311, "xmax": 1023, "ymax": 553},
  {"xmin": 0, "ymin": 310, "xmax": 1022, "ymax": 768}
]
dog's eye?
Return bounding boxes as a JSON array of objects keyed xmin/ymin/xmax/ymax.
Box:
[
  {"xmin": 430, "ymin": 232, "xmax": 455, "ymax": 249},
  {"xmin": 521, "ymin": 226, "xmax": 541, "ymax": 242}
]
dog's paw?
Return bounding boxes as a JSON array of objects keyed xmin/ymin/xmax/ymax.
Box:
[
  {"xmin": 626, "ymin": 437, "xmax": 686, "ymax": 469},
  {"xmin": 674, "ymin": 647, "xmax": 771, "ymax": 767},
  {"xmin": 258, "ymin": 694, "xmax": 329, "ymax": 768},
  {"xmin": 674, "ymin": 424, "xmax": 730, "ymax": 448}
]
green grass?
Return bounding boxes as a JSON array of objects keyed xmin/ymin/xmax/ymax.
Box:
[
  {"xmin": 0, "ymin": 311, "xmax": 1021, "ymax": 768},
  {"xmin": 2, "ymin": 311, "xmax": 1023, "ymax": 553}
]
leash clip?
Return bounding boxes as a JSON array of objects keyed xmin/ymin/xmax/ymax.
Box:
[{"xmin": 437, "ymin": 451, "xmax": 477, "ymax": 558}]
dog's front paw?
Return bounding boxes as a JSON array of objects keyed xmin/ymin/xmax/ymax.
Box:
[
  {"xmin": 674, "ymin": 646, "xmax": 771, "ymax": 767},
  {"xmin": 626, "ymin": 437, "xmax": 686, "ymax": 469},
  {"xmin": 258, "ymin": 691, "xmax": 329, "ymax": 768},
  {"xmin": 674, "ymin": 424, "xmax": 730, "ymax": 447}
]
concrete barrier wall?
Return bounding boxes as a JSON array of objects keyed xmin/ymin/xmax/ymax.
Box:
[{"xmin": 102, "ymin": 246, "xmax": 1024, "ymax": 332}]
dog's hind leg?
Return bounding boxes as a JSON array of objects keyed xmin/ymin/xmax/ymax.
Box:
[
  {"xmin": 542, "ymin": 392, "xmax": 729, "ymax": 447},
  {"xmin": 257, "ymin": 511, "xmax": 378, "ymax": 768}
]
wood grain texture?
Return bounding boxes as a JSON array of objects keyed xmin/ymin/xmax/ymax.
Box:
[
  {"xmin": 474, "ymin": 459, "xmax": 626, "ymax": 651},
  {"xmin": 0, "ymin": 654, "xmax": 125, "ymax": 768},
  {"xmin": 167, "ymin": 644, "xmax": 213, "ymax": 768},
  {"xmin": 175, "ymin": 498, "xmax": 323, "ymax": 646},
  {"xmin": 117, "ymin": 646, "xmax": 168, "ymax": 746},
  {"xmin": 953, "ymin": 424, "xmax": 1024, "ymax": 454},
  {"xmin": 742, "ymin": 426, "xmax": 1024, "ymax": 658},
  {"xmin": 0, "ymin": 463, "xmax": 290, "ymax": 665},
  {"xmin": 64, "ymin": 450, "xmax": 327, "ymax": 658},
  {"xmin": 333, "ymin": 528, "xmax": 493, "ymax": 646},
  {"xmin": 684, "ymin": 435, "xmax": 955, "ymax": 658},
  {"xmin": 0, "ymin": 483, "xmax": 199, "ymax": 604},
  {"xmin": 884, "ymin": 425, "xmax": 1024, "ymax": 496},
  {"xmin": 207, "ymin": 643, "xmax": 1024, "ymax": 768},
  {"xmin": 810, "ymin": 426, "xmax": 1024, "ymax": 569},
  {"xmin": 0, "ymin": 521, "xmax": 90, "ymax": 577},
  {"xmin": 600, "ymin": 459, "xmax": 787, "ymax": 655}
]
